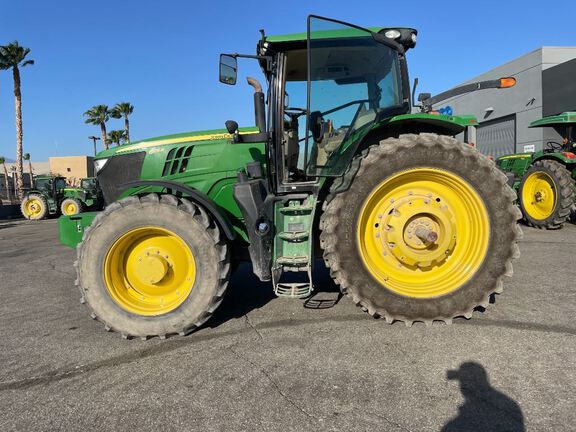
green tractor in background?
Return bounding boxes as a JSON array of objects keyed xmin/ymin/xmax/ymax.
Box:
[
  {"xmin": 496, "ymin": 112, "xmax": 576, "ymax": 229},
  {"xmin": 21, "ymin": 175, "xmax": 103, "ymax": 220},
  {"xmin": 58, "ymin": 16, "xmax": 522, "ymax": 339}
]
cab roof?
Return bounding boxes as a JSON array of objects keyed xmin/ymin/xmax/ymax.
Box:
[
  {"xmin": 264, "ymin": 27, "xmax": 385, "ymax": 44},
  {"xmin": 529, "ymin": 112, "xmax": 576, "ymax": 128}
]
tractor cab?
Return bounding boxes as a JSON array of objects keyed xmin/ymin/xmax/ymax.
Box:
[
  {"xmin": 33, "ymin": 175, "xmax": 66, "ymax": 195},
  {"xmin": 220, "ymin": 16, "xmax": 417, "ymax": 193},
  {"xmin": 529, "ymin": 111, "xmax": 576, "ymax": 154}
]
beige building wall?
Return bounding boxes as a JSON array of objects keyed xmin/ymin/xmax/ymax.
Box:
[{"xmin": 49, "ymin": 156, "xmax": 94, "ymax": 186}]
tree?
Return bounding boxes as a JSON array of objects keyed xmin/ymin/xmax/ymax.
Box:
[
  {"xmin": 0, "ymin": 41, "xmax": 34, "ymax": 200},
  {"xmin": 110, "ymin": 102, "xmax": 134, "ymax": 143},
  {"xmin": 23, "ymin": 152, "xmax": 33, "ymax": 188},
  {"xmin": 107, "ymin": 130, "xmax": 127, "ymax": 146},
  {"xmin": 0, "ymin": 156, "xmax": 11, "ymax": 203},
  {"xmin": 84, "ymin": 105, "xmax": 110, "ymax": 150}
]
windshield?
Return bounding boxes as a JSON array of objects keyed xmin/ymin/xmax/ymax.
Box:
[
  {"xmin": 81, "ymin": 178, "xmax": 95, "ymax": 189},
  {"xmin": 305, "ymin": 17, "xmax": 403, "ymax": 176},
  {"xmin": 34, "ymin": 178, "xmax": 51, "ymax": 190}
]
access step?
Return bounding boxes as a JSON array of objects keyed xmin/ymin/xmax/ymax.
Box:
[
  {"xmin": 274, "ymin": 282, "xmax": 312, "ymax": 299},
  {"xmin": 276, "ymin": 256, "xmax": 309, "ymax": 266},
  {"xmin": 278, "ymin": 231, "xmax": 309, "ymax": 242}
]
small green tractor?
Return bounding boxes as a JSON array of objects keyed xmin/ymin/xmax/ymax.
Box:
[
  {"xmin": 21, "ymin": 175, "xmax": 103, "ymax": 220},
  {"xmin": 58, "ymin": 16, "xmax": 521, "ymax": 339},
  {"xmin": 496, "ymin": 112, "xmax": 576, "ymax": 229}
]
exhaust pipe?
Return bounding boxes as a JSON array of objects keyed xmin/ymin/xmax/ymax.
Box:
[{"xmin": 247, "ymin": 77, "xmax": 266, "ymax": 133}]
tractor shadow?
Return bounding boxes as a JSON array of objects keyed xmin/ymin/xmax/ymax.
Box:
[{"xmin": 208, "ymin": 260, "xmax": 342, "ymax": 329}]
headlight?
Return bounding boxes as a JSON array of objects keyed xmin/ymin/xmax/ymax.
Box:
[
  {"xmin": 411, "ymin": 33, "xmax": 417, "ymax": 43},
  {"xmin": 94, "ymin": 158, "xmax": 109, "ymax": 173},
  {"xmin": 384, "ymin": 29, "xmax": 401, "ymax": 39}
]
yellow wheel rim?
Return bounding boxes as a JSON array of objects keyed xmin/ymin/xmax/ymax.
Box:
[
  {"xmin": 24, "ymin": 198, "xmax": 43, "ymax": 218},
  {"xmin": 63, "ymin": 202, "xmax": 78, "ymax": 215},
  {"xmin": 104, "ymin": 226, "xmax": 196, "ymax": 315},
  {"xmin": 521, "ymin": 171, "xmax": 556, "ymax": 220},
  {"xmin": 357, "ymin": 168, "xmax": 490, "ymax": 298}
]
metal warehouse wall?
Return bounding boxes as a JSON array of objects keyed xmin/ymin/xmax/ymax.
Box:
[{"xmin": 431, "ymin": 47, "xmax": 576, "ymax": 155}]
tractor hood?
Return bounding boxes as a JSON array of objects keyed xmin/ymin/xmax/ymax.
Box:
[{"xmin": 94, "ymin": 127, "xmax": 260, "ymax": 159}]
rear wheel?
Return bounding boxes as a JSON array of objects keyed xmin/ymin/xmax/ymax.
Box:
[
  {"xmin": 320, "ymin": 133, "xmax": 521, "ymax": 325},
  {"xmin": 60, "ymin": 197, "xmax": 82, "ymax": 216},
  {"xmin": 76, "ymin": 193, "xmax": 230, "ymax": 339},
  {"xmin": 519, "ymin": 160, "xmax": 575, "ymax": 229},
  {"xmin": 21, "ymin": 194, "xmax": 48, "ymax": 220}
]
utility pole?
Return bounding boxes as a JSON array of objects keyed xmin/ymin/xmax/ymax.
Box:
[{"xmin": 89, "ymin": 136, "xmax": 101, "ymax": 156}]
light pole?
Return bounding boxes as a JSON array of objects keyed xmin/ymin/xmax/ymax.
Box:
[{"xmin": 89, "ymin": 136, "xmax": 101, "ymax": 156}]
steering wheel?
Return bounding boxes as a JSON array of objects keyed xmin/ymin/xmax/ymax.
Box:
[
  {"xmin": 284, "ymin": 107, "xmax": 307, "ymax": 118},
  {"xmin": 545, "ymin": 141, "xmax": 564, "ymax": 152}
]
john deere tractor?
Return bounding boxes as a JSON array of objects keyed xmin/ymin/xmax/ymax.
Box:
[
  {"xmin": 496, "ymin": 112, "xmax": 576, "ymax": 229},
  {"xmin": 21, "ymin": 175, "xmax": 103, "ymax": 220},
  {"xmin": 58, "ymin": 16, "xmax": 521, "ymax": 339}
]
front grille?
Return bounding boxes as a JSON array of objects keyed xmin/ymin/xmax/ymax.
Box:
[{"xmin": 97, "ymin": 152, "xmax": 146, "ymax": 204}]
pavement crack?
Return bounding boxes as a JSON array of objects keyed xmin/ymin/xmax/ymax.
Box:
[
  {"xmin": 244, "ymin": 314, "xmax": 264, "ymax": 341},
  {"xmin": 227, "ymin": 345, "xmax": 319, "ymax": 422}
]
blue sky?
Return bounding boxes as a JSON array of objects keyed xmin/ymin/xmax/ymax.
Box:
[{"xmin": 0, "ymin": 0, "xmax": 574, "ymax": 161}]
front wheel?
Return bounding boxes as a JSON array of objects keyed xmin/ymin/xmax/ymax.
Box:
[
  {"xmin": 320, "ymin": 134, "xmax": 522, "ymax": 325},
  {"xmin": 76, "ymin": 193, "xmax": 230, "ymax": 339}
]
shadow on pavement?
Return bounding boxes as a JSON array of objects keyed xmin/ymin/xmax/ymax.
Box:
[
  {"xmin": 208, "ymin": 259, "xmax": 341, "ymax": 329},
  {"xmin": 442, "ymin": 362, "xmax": 525, "ymax": 432}
]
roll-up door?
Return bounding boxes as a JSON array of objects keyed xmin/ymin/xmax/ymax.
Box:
[{"xmin": 476, "ymin": 115, "xmax": 516, "ymax": 158}]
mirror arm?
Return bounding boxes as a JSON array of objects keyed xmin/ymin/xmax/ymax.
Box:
[{"xmin": 225, "ymin": 53, "xmax": 274, "ymax": 70}]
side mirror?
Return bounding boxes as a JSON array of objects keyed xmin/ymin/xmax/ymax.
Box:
[
  {"xmin": 225, "ymin": 120, "xmax": 239, "ymax": 134},
  {"xmin": 310, "ymin": 111, "xmax": 325, "ymax": 143},
  {"xmin": 417, "ymin": 92, "xmax": 431, "ymax": 102},
  {"xmin": 219, "ymin": 54, "xmax": 237, "ymax": 85}
]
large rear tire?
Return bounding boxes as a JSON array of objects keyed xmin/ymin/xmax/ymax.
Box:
[
  {"xmin": 76, "ymin": 193, "xmax": 230, "ymax": 339},
  {"xmin": 320, "ymin": 133, "xmax": 522, "ymax": 325},
  {"xmin": 21, "ymin": 194, "xmax": 48, "ymax": 220},
  {"xmin": 518, "ymin": 160, "xmax": 575, "ymax": 229}
]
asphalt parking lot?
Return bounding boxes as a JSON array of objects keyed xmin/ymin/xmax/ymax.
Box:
[{"xmin": 0, "ymin": 219, "xmax": 574, "ymax": 431}]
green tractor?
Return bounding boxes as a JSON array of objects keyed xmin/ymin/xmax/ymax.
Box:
[
  {"xmin": 496, "ymin": 112, "xmax": 576, "ymax": 229},
  {"xmin": 58, "ymin": 16, "xmax": 521, "ymax": 339},
  {"xmin": 21, "ymin": 175, "xmax": 103, "ymax": 220}
]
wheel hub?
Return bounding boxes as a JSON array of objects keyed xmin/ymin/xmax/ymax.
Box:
[
  {"xmin": 103, "ymin": 227, "xmax": 196, "ymax": 316},
  {"xmin": 135, "ymin": 253, "xmax": 169, "ymax": 285},
  {"xmin": 379, "ymin": 195, "xmax": 457, "ymax": 268}
]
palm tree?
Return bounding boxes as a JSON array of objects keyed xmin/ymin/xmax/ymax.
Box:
[
  {"xmin": 0, "ymin": 157, "xmax": 11, "ymax": 203},
  {"xmin": 84, "ymin": 105, "xmax": 111, "ymax": 150},
  {"xmin": 23, "ymin": 152, "xmax": 33, "ymax": 188},
  {"xmin": 110, "ymin": 102, "xmax": 134, "ymax": 143},
  {"xmin": 0, "ymin": 41, "xmax": 34, "ymax": 200},
  {"xmin": 107, "ymin": 130, "xmax": 127, "ymax": 146}
]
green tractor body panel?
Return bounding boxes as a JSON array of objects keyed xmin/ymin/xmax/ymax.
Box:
[{"xmin": 82, "ymin": 127, "xmax": 265, "ymax": 243}]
